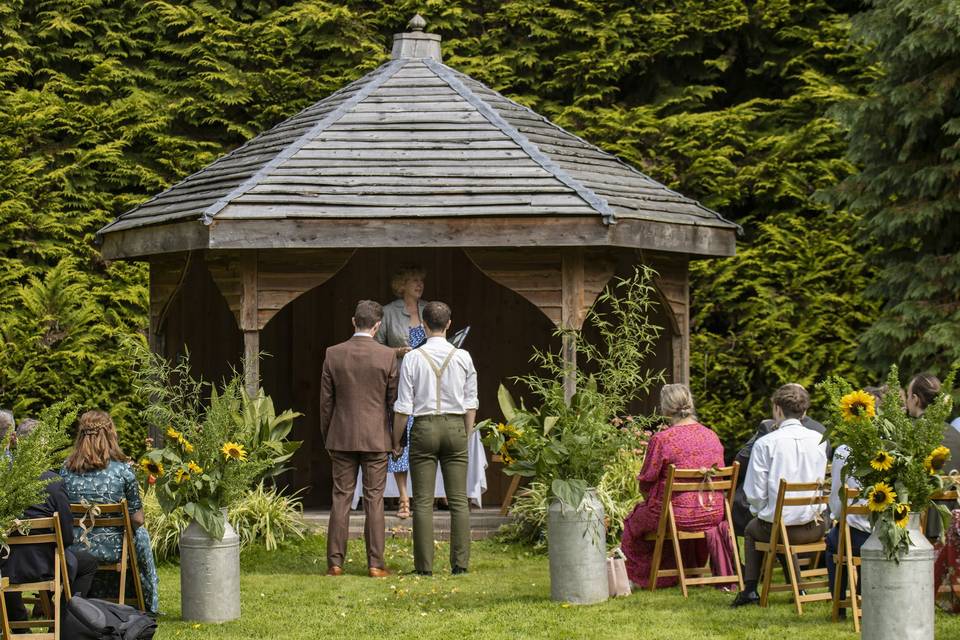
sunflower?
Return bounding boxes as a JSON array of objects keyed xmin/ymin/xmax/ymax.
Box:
[
  {"xmin": 867, "ymin": 481, "xmax": 896, "ymax": 512},
  {"xmin": 166, "ymin": 426, "xmax": 182, "ymax": 441},
  {"xmin": 221, "ymin": 442, "xmax": 248, "ymax": 461},
  {"xmin": 870, "ymin": 450, "xmax": 894, "ymax": 472},
  {"xmin": 893, "ymin": 503, "xmax": 910, "ymax": 528},
  {"xmin": 840, "ymin": 390, "xmax": 877, "ymax": 422},
  {"xmin": 923, "ymin": 446, "xmax": 951, "ymax": 475},
  {"xmin": 174, "ymin": 468, "xmax": 190, "ymax": 484},
  {"xmin": 140, "ymin": 458, "xmax": 164, "ymax": 477},
  {"xmin": 187, "ymin": 461, "xmax": 203, "ymax": 475},
  {"xmin": 180, "ymin": 438, "xmax": 195, "ymax": 454}
]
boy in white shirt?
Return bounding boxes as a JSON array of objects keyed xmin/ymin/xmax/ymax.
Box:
[{"xmin": 732, "ymin": 384, "xmax": 829, "ymax": 607}]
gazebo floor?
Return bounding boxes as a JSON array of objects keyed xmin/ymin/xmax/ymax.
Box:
[{"xmin": 301, "ymin": 507, "xmax": 511, "ymax": 541}]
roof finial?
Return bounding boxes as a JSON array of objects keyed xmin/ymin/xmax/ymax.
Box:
[{"xmin": 407, "ymin": 14, "xmax": 427, "ymax": 32}]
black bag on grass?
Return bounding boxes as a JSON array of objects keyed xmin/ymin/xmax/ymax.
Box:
[{"xmin": 64, "ymin": 596, "xmax": 157, "ymax": 640}]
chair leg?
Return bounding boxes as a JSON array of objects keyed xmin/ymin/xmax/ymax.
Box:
[
  {"xmin": 0, "ymin": 585, "xmax": 12, "ymax": 639},
  {"xmin": 832, "ymin": 536, "xmax": 846, "ymax": 623},
  {"xmin": 667, "ymin": 508, "xmax": 688, "ymax": 598},
  {"xmin": 499, "ymin": 475, "xmax": 521, "ymax": 517},
  {"xmin": 119, "ymin": 539, "xmax": 129, "ymax": 606},
  {"xmin": 847, "ymin": 552, "xmax": 861, "ymax": 632},
  {"xmin": 781, "ymin": 530, "xmax": 803, "ymax": 615},
  {"xmin": 725, "ymin": 506, "xmax": 744, "ymax": 591},
  {"xmin": 648, "ymin": 526, "xmax": 667, "ymax": 591},
  {"xmin": 759, "ymin": 522, "xmax": 781, "ymax": 608}
]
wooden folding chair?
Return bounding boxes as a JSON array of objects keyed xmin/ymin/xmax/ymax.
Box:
[
  {"xmin": 757, "ymin": 478, "xmax": 831, "ymax": 615},
  {"xmin": 644, "ymin": 462, "xmax": 743, "ymax": 597},
  {"xmin": 0, "ymin": 515, "xmax": 72, "ymax": 639},
  {"xmin": 491, "ymin": 454, "xmax": 524, "ymax": 517},
  {"xmin": 70, "ymin": 500, "xmax": 145, "ymax": 611},
  {"xmin": 831, "ymin": 486, "xmax": 869, "ymax": 631}
]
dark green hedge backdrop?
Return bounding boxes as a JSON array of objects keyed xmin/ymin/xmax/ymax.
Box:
[{"xmin": 1, "ymin": 0, "xmax": 956, "ymax": 455}]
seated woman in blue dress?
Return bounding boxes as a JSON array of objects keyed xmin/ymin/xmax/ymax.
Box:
[{"xmin": 60, "ymin": 410, "xmax": 160, "ymax": 613}]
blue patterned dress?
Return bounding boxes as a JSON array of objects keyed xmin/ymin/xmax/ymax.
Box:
[
  {"xmin": 60, "ymin": 460, "xmax": 160, "ymax": 613},
  {"xmin": 388, "ymin": 325, "xmax": 427, "ymax": 473}
]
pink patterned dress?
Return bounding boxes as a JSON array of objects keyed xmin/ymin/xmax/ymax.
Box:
[{"xmin": 621, "ymin": 422, "xmax": 730, "ymax": 587}]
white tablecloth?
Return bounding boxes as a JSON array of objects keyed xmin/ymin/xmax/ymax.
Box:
[{"xmin": 351, "ymin": 430, "xmax": 488, "ymax": 508}]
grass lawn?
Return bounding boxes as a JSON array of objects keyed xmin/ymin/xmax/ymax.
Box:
[{"xmin": 155, "ymin": 534, "xmax": 960, "ymax": 639}]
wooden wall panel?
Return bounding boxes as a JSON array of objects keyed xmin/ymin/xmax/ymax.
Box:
[
  {"xmin": 158, "ymin": 246, "xmax": 683, "ymax": 508},
  {"xmin": 464, "ymin": 247, "xmax": 615, "ymax": 329}
]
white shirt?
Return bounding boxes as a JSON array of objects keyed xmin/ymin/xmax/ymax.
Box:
[
  {"xmin": 829, "ymin": 445, "xmax": 871, "ymax": 533},
  {"xmin": 744, "ymin": 418, "xmax": 828, "ymax": 525},
  {"xmin": 394, "ymin": 337, "xmax": 478, "ymax": 416},
  {"xmin": 951, "ymin": 417, "xmax": 960, "ymax": 433}
]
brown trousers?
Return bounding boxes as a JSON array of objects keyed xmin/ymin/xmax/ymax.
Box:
[
  {"xmin": 744, "ymin": 516, "xmax": 828, "ymax": 582},
  {"xmin": 327, "ymin": 450, "xmax": 388, "ymax": 570}
]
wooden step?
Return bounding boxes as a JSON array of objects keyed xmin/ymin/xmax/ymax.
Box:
[{"xmin": 302, "ymin": 508, "xmax": 512, "ymax": 541}]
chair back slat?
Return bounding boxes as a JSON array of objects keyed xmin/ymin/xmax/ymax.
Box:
[{"xmin": 67, "ymin": 499, "xmax": 147, "ymax": 611}]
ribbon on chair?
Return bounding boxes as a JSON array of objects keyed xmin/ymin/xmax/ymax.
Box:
[
  {"xmin": 946, "ymin": 471, "xmax": 960, "ymax": 506},
  {"xmin": 1, "ymin": 518, "xmax": 31, "ymax": 560},
  {"xmin": 809, "ymin": 479, "xmax": 827, "ymax": 525},
  {"xmin": 78, "ymin": 499, "xmax": 102, "ymax": 549},
  {"xmin": 696, "ymin": 465, "xmax": 720, "ymax": 508}
]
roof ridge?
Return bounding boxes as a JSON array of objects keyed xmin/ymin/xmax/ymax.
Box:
[
  {"xmin": 199, "ymin": 58, "xmax": 407, "ymax": 225},
  {"xmin": 423, "ymin": 58, "xmax": 615, "ymax": 225}
]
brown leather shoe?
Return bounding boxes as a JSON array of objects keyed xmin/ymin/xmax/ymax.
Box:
[
  {"xmin": 368, "ymin": 567, "xmax": 391, "ymax": 578},
  {"xmin": 327, "ymin": 565, "xmax": 344, "ymax": 576}
]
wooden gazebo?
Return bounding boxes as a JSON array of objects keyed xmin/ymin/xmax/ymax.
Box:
[{"xmin": 99, "ymin": 16, "xmax": 738, "ymax": 507}]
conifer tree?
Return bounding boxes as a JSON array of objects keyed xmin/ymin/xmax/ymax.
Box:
[{"xmin": 836, "ymin": 0, "xmax": 960, "ymax": 375}]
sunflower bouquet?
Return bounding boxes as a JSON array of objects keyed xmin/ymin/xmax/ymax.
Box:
[
  {"xmin": 132, "ymin": 346, "xmax": 300, "ymax": 541},
  {"xmin": 820, "ymin": 365, "xmax": 956, "ymax": 559}
]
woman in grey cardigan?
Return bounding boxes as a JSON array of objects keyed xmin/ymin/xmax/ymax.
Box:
[{"xmin": 376, "ymin": 264, "xmax": 428, "ymax": 518}]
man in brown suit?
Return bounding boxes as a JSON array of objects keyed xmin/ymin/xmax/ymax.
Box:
[{"xmin": 320, "ymin": 300, "xmax": 399, "ymax": 577}]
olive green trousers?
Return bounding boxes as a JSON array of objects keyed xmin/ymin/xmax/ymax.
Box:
[{"xmin": 409, "ymin": 414, "xmax": 470, "ymax": 573}]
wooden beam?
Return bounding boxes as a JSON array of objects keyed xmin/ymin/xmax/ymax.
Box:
[
  {"xmin": 206, "ymin": 217, "xmax": 735, "ymax": 257},
  {"xmin": 99, "ymin": 221, "xmax": 209, "ymax": 260},
  {"xmin": 561, "ymin": 248, "xmax": 585, "ymax": 403},
  {"xmin": 240, "ymin": 252, "xmax": 260, "ymax": 396}
]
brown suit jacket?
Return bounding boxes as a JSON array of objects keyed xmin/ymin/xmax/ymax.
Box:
[{"xmin": 320, "ymin": 335, "xmax": 399, "ymax": 452}]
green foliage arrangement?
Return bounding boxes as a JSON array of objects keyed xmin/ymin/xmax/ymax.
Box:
[
  {"xmin": 820, "ymin": 366, "xmax": 956, "ymax": 559},
  {"xmin": 835, "ymin": 0, "xmax": 960, "ymax": 375},
  {"xmin": 132, "ymin": 345, "xmax": 302, "ymax": 540},
  {"xmin": 143, "ymin": 483, "xmax": 307, "ymax": 563},
  {"xmin": 0, "ymin": 402, "xmax": 74, "ymax": 544},
  {"xmin": 480, "ymin": 268, "xmax": 663, "ymax": 514}
]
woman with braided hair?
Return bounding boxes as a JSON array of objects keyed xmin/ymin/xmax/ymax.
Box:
[{"xmin": 60, "ymin": 409, "xmax": 160, "ymax": 613}]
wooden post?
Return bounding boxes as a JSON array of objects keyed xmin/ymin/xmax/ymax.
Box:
[
  {"xmin": 240, "ymin": 252, "xmax": 260, "ymax": 396},
  {"xmin": 561, "ymin": 248, "xmax": 585, "ymax": 404}
]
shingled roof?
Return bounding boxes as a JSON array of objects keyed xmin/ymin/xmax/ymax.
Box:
[{"xmin": 99, "ymin": 16, "xmax": 737, "ymax": 258}]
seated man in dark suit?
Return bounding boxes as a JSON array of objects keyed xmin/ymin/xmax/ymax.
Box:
[{"xmin": 1, "ymin": 419, "xmax": 98, "ymax": 624}]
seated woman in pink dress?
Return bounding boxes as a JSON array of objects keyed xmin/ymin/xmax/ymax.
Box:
[{"xmin": 621, "ymin": 383, "xmax": 733, "ymax": 588}]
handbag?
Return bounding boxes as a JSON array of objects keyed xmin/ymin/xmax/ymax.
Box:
[{"xmin": 607, "ymin": 547, "xmax": 631, "ymax": 597}]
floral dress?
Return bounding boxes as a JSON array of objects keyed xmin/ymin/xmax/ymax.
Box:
[
  {"xmin": 621, "ymin": 422, "xmax": 733, "ymax": 587},
  {"xmin": 388, "ymin": 325, "xmax": 427, "ymax": 473},
  {"xmin": 60, "ymin": 460, "xmax": 160, "ymax": 613},
  {"xmin": 934, "ymin": 509, "xmax": 960, "ymax": 613}
]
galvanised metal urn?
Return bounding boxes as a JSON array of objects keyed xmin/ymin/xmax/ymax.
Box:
[
  {"xmin": 860, "ymin": 513, "xmax": 934, "ymax": 640},
  {"xmin": 548, "ymin": 488, "xmax": 608, "ymax": 604},
  {"xmin": 179, "ymin": 509, "xmax": 241, "ymax": 622}
]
